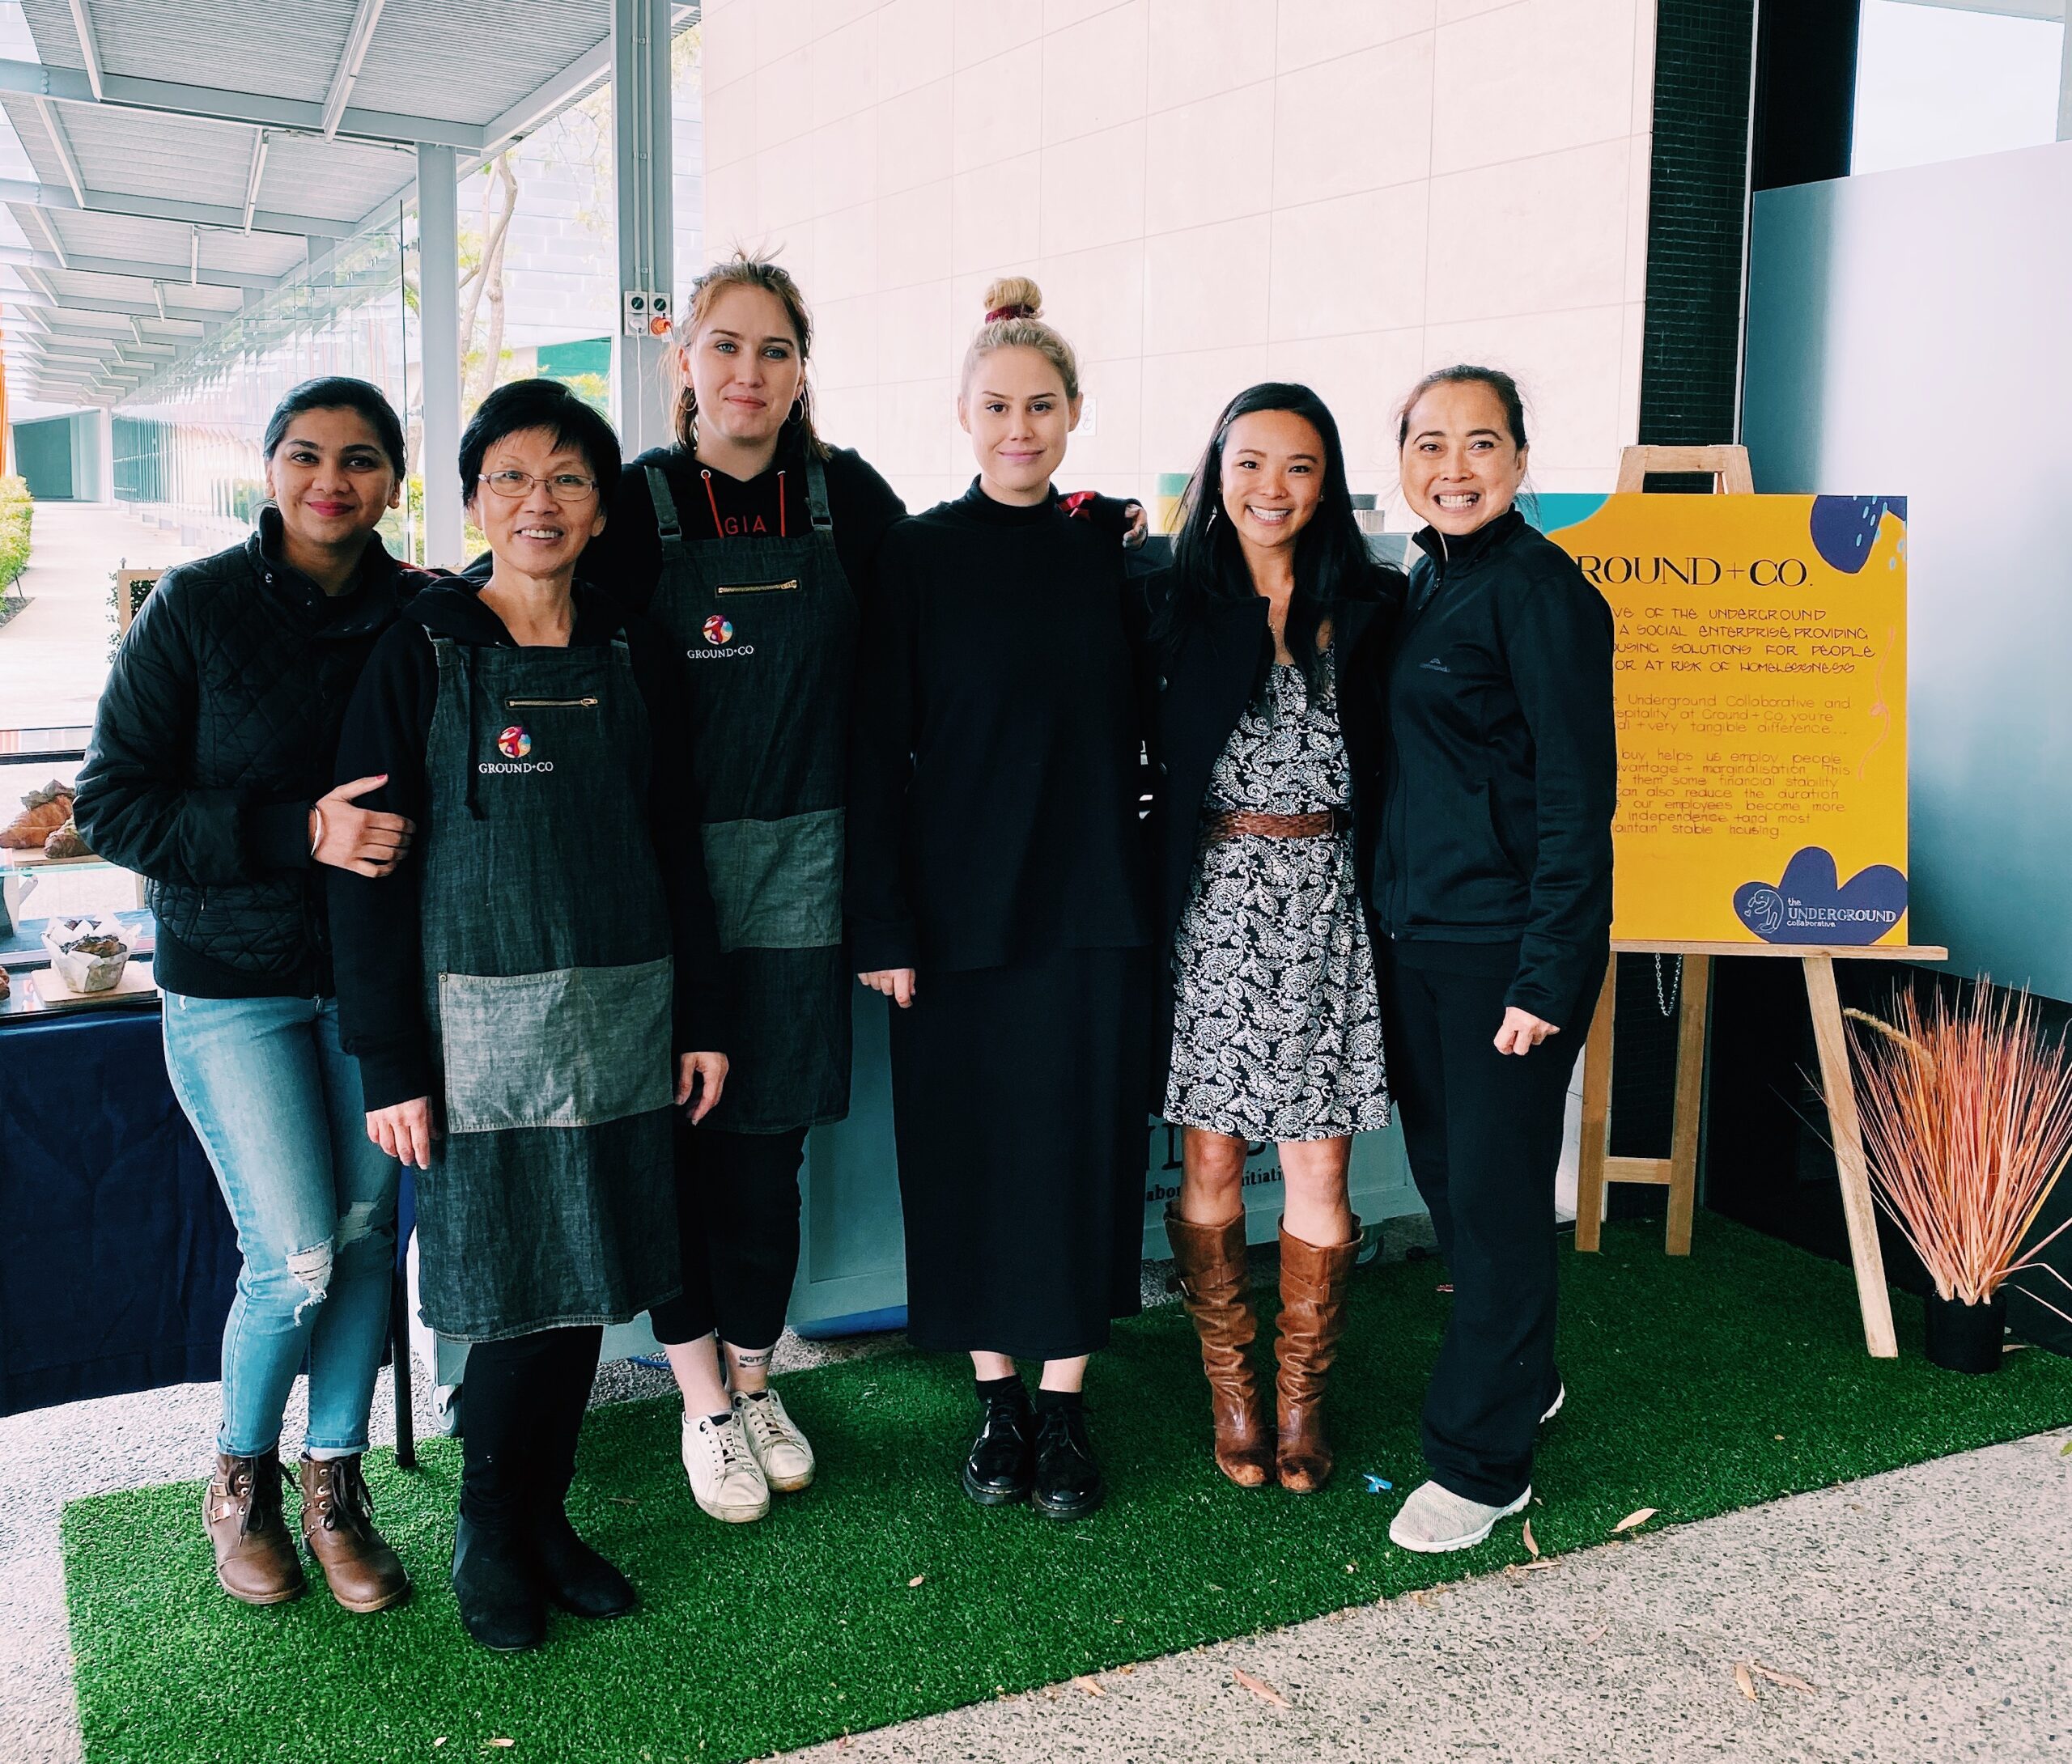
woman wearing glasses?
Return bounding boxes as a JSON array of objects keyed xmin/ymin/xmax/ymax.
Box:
[{"xmin": 329, "ymin": 380, "xmax": 728, "ymax": 1651}]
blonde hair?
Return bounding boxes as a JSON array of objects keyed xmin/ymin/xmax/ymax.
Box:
[
  {"xmin": 664, "ymin": 248, "xmax": 828, "ymax": 456},
  {"xmin": 962, "ymin": 275, "xmax": 1081, "ymax": 401}
]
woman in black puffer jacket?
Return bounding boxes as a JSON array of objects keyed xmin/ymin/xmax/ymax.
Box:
[{"xmin": 74, "ymin": 377, "xmax": 423, "ymax": 1616}]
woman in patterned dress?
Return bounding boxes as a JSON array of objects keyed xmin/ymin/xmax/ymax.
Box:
[{"xmin": 1141, "ymin": 383, "xmax": 1404, "ymax": 1493}]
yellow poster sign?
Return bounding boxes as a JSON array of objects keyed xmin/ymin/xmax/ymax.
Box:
[{"xmin": 1543, "ymin": 494, "xmax": 1909, "ymax": 947}]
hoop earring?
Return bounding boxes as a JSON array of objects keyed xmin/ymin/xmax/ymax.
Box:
[{"xmin": 788, "ymin": 396, "xmax": 807, "ymax": 426}]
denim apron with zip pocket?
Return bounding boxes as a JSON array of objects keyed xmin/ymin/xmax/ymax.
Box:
[
  {"xmin": 644, "ymin": 451, "xmax": 859, "ymax": 1132},
  {"xmin": 414, "ymin": 631, "xmax": 681, "ymax": 1340}
]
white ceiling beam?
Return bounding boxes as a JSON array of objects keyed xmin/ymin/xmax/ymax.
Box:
[
  {"xmin": 0, "ymin": 59, "xmax": 483, "ymax": 150},
  {"xmin": 0, "ymin": 176, "xmax": 364, "ymax": 240},
  {"xmin": 65, "ymin": 0, "xmax": 106, "ymax": 101},
  {"xmin": 241, "ymin": 130, "xmax": 270, "ymax": 233},
  {"xmin": 0, "ymin": 240, "xmax": 291, "ymax": 291},
  {"xmin": 322, "ymin": 0, "xmax": 388, "ymax": 139},
  {"xmin": 478, "ymin": 36, "xmax": 611, "ymax": 160},
  {"xmin": 23, "ymin": 333, "xmax": 122, "ymax": 357},
  {"xmin": 33, "ymin": 99, "xmax": 87, "ymax": 207},
  {"xmin": 1, "ymin": 287, "xmax": 208, "ymax": 328},
  {"xmin": 16, "ymin": 261, "xmax": 61, "ymax": 302},
  {"xmin": 21, "ymin": 205, "xmax": 68, "ymax": 269}
]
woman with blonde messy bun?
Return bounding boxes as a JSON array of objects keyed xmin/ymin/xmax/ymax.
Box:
[
  {"xmin": 577, "ymin": 251, "xmax": 1151, "ymax": 1532},
  {"xmin": 847, "ymin": 277, "xmax": 1157, "ymax": 1524}
]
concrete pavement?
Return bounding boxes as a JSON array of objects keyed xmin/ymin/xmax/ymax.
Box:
[{"xmin": 0, "ymin": 502, "xmax": 204, "ymax": 731}]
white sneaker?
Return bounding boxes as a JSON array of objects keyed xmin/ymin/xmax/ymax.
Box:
[
  {"xmin": 1388, "ymin": 1479, "xmax": 1531, "ymax": 1554},
  {"xmin": 1541, "ymin": 1381, "xmax": 1566, "ymax": 1425},
  {"xmin": 681, "ymin": 1410, "xmax": 770, "ymax": 1523},
  {"xmin": 733, "ymin": 1389, "xmax": 816, "ymax": 1494}
]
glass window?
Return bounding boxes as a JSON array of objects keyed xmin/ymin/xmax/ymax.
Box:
[
  {"xmin": 673, "ymin": 17, "xmax": 705, "ymax": 299},
  {"xmin": 461, "ymin": 92, "xmax": 618, "ymax": 422},
  {"xmin": 1853, "ymin": 0, "xmax": 2067, "ymax": 176}
]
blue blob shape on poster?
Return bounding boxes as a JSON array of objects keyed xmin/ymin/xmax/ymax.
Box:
[
  {"xmin": 1808, "ymin": 496, "xmax": 1904, "ymax": 574},
  {"xmin": 1734, "ymin": 847, "xmax": 1907, "ymax": 944}
]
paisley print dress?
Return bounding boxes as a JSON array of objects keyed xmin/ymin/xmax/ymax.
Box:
[{"xmin": 1163, "ymin": 653, "xmax": 1389, "ymax": 1141}]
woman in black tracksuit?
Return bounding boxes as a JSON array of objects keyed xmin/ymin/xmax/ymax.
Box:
[{"xmin": 1370, "ymin": 366, "xmax": 1616, "ymax": 1555}]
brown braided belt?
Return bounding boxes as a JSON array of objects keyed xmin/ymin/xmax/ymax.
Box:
[{"xmin": 1200, "ymin": 808, "xmax": 1348, "ymax": 844}]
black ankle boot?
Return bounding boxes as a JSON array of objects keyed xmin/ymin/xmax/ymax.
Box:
[
  {"xmin": 451, "ymin": 1513, "xmax": 545, "ymax": 1652},
  {"xmin": 962, "ymin": 1380, "xmax": 1035, "ymax": 1507},
  {"xmin": 1031, "ymin": 1397, "xmax": 1104, "ymax": 1521},
  {"xmin": 529, "ymin": 1505, "xmax": 637, "ymax": 1619}
]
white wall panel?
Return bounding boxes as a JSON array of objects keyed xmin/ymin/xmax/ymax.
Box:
[
  {"xmin": 702, "ymin": 0, "xmax": 1654, "ymax": 512},
  {"xmin": 1743, "ymin": 142, "xmax": 2072, "ymax": 998}
]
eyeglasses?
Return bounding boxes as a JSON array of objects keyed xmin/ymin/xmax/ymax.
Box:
[{"xmin": 478, "ymin": 469, "xmax": 599, "ymax": 502}]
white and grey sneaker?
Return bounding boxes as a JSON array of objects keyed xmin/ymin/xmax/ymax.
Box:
[
  {"xmin": 1541, "ymin": 1380, "xmax": 1566, "ymax": 1425},
  {"xmin": 733, "ymin": 1389, "xmax": 816, "ymax": 1494},
  {"xmin": 681, "ymin": 1410, "xmax": 770, "ymax": 1523},
  {"xmin": 1388, "ymin": 1479, "xmax": 1531, "ymax": 1554}
]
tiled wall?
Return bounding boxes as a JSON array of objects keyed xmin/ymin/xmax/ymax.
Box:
[{"xmin": 698, "ymin": 0, "xmax": 1658, "ymax": 514}]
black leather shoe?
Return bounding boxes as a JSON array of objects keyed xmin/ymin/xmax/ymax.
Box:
[
  {"xmin": 530, "ymin": 1507, "xmax": 638, "ymax": 1619},
  {"xmin": 962, "ymin": 1387, "xmax": 1035, "ymax": 1507},
  {"xmin": 1031, "ymin": 1403, "xmax": 1105, "ymax": 1521},
  {"xmin": 452, "ymin": 1513, "xmax": 545, "ymax": 1652}
]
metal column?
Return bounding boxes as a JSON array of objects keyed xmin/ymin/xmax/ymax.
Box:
[
  {"xmin": 614, "ymin": 0, "xmax": 674, "ymax": 456},
  {"xmin": 415, "ymin": 142, "xmax": 463, "ymax": 568}
]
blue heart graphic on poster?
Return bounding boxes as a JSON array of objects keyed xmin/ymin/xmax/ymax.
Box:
[
  {"xmin": 1733, "ymin": 847, "xmax": 1907, "ymax": 944},
  {"xmin": 1808, "ymin": 496, "xmax": 1906, "ymax": 574}
]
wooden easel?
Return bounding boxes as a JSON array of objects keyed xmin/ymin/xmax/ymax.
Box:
[{"xmin": 1571, "ymin": 445, "xmax": 1945, "ymax": 1361}]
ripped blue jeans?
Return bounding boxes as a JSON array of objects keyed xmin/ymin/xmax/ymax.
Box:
[{"xmin": 163, "ymin": 992, "xmax": 399, "ymax": 1458}]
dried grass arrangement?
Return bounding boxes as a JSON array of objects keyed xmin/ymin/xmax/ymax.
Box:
[{"xmin": 1846, "ymin": 986, "xmax": 2072, "ymax": 1324}]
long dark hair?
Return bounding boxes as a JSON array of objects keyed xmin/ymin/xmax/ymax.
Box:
[{"xmin": 1157, "ymin": 382, "xmax": 1374, "ymax": 698}]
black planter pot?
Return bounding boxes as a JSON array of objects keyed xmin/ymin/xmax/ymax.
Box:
[{"xmin": 1923, "ymin": 1291, "xmax": 2008, "ymax": 1373}]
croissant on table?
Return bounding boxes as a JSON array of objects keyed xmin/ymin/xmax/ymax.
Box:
[
  {"xmin": 1, "ymin": 781, "xmax": 76, "ymax": 849},
  {"xmin": 44, "ymin": 819, "xmax": 91, "ymax": 860}
]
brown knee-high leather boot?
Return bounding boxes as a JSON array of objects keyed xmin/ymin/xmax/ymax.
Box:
[
  {"xmin": 1164, "ymin": 1206, "xmax": 1275, "ymax": 1488},
  {"xmin": 1274, "ymin": 1221, "xmax": 1362, "ymax": 1494}
]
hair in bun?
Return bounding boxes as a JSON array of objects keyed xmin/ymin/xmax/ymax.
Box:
[
  {"xmin": 964, "ymin": 274, "xmax": 1080, "ymax": 400},
  {"xmin": 981, "ymin": 274, "xmax": 1043, "ymax": 322}
]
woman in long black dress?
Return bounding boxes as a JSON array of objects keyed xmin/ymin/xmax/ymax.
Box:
[{"xmin": 847, "ymin": 278, "xmax": 1153, "ymax": 1522}]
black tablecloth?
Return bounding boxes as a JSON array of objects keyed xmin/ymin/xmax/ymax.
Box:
[{"xmin": 0, "ymin": 1007, "xmax": 239, "ymax": 1414}]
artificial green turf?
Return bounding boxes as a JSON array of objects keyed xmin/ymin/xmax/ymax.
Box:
[{"xmin": 63, "ymin": 1216, "xmax": 2072, "ymax": 1764}]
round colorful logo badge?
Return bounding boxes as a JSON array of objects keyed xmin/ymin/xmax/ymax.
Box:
[
  {"xmin": 497, "ymin": 725, "xmax": 531, "ymax": 760},
  {"xmin": 703, "ymin": 614, "xmax": 734, "ymax": 646}
]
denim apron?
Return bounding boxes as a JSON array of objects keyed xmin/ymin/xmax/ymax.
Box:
[
  {"xmin": 414, "ymin": 633, "xmax": 681, "ymax": 1340},
  {"xmin": 644, "ymin": 451, "xmax": 858, "ymax": 1132}
]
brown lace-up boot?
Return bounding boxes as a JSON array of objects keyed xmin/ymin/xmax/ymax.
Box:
[
  {"xmin": 299, "ymin": 1453, "xmax": 411, "ymax": 1613},
  {"xmin": 1165, "ymin": 1206, "xmax": 1275, "ymax": 1488},
  {"xmin": 203, "ymin": 1448, "xmax": 304, "ymax": 1605},
  {"xmin": 1274, "ymin": 1221, "xmax": 1362, "ymax": 1494}
]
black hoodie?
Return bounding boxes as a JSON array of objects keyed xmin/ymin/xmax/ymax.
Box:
[{"xmin": 327, "ymin": 576, "xmax": 724, "ymax": 1112}]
